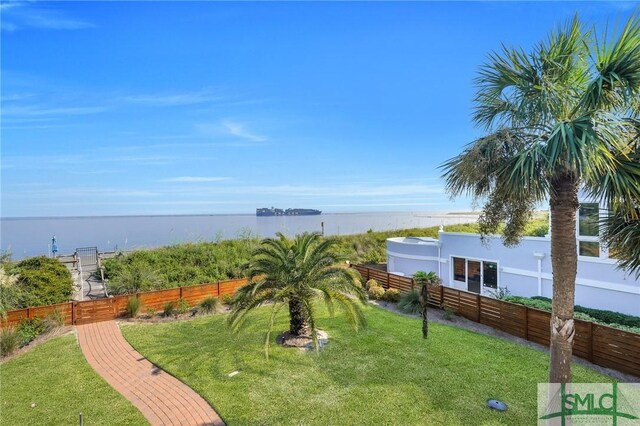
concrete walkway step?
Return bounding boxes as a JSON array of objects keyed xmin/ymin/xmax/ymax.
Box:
[{"xmin": 77, "ymin": 321, "xmax": 224, "ymax": 426}]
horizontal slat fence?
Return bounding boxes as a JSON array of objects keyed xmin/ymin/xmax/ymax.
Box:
[
  {"xmin": 352, "ymin": 264, "xmax": 640, "ymax": 377},
  {"xmin": 2, "ymin": 277, "xmax": 249, "ymax": 328}
]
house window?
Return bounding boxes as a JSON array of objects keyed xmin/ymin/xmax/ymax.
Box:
[
  {"xmin": 577, "ymin": 202, "xmax": 601, "ymax": 258},
  {"xmin": 579, "ymin": 241, "xmax": 600, "ymax": 257},
  {"xmin": 578, "ymin": 203, "xmax": 599, "ymax": 237},
  {"xmin": 451, "ymin": 257, "xmax": 499, "ymax": 294},
  {"xmin": 453, "ymin": 257, "xmax": 466, "ymax": 282},
  {"xmin": 483, "ymin": 262, "xmax": 498, "ymax": 289}
]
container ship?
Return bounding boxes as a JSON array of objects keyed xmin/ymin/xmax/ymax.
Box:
[{"xmin": 256, "ymin": 207, "xmax": 322, "ymax": 216}]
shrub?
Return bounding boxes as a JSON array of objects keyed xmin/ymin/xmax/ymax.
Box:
[
  {"xmin": 221, "ymin": 293, "xmax": 234, "ymax": 305},
  {"xmin": 126, "ymin": 297, "xmax": 141, "ymax": 318},
  {"xmin": 145, "ymin": 307, "xmax": 156, "ymax": 317},
  {"xmin": 443, "ymin": 307, "xmax": 455, "ymax": 321},
  {"xmin": 367, "ymin": 285, "xmax": 385, "ymax": 300},
  {"xmin": 176, "ymin": 298, "xmax": 190, "ymax": 315},
  {"xmin": 163, "ymin": 302, "xmax": 175, "ymax": 317},
  {"xmin": 383, "ymin": 288, "xmax": 401, "ymax": 303},
  {"xmin": 365, "ymin": 279, "xmax": 379, "ymax": 290},
  {"xmin": 530, "ymin": 296, "xmax": 640, "ymax": 329},
  {"xmin": 0, "ymin": 327, "xmax": 20, "ymax": 357},
  {"xmin": 0, "ymin": 265, "xmax": 21, "ymax": 318},
  {"xmin": 12, "ymin": 257, "xmax": 73, "ymax": 307},
  {"xmin": 108, "ymin": 262, "xmax": 165, "ymax": 295},
  {"xmin": 504, "ymin": 296, "xmax": 552, "ymax": 311},
  {"xmin": 199, "ymin": 297, "xmax": 220, "ymax": 315},
  {"xmin": 398, "ymin": 291, "xmax": 421, "ymax": 314},
  {"xmin": 17, "ymin": 317, "xmax": 45, "ymax": 345},
  {"xmin": 43, "ymin": 309, "xmax": 65, "ymax": 332},
  {"xmin": 488, "ymin": 286, "xmax": 511, "ymax": 300},
  {"xmin": 573, "ymin": 305, "xmax": 640, "ymax": 328}
]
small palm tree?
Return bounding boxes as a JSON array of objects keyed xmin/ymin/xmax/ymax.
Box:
[
  {"xmin": 228, "ymin": 232, "xmax": 367, "ymax": 358},
  {"xmin": 413, "ymin": 271, "xmax": 440, "ymax": 338}
]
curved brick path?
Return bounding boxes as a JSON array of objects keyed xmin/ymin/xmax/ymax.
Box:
[{"xmin": 77, "ymin": 321, "xmax": 224, "ymax": 426}]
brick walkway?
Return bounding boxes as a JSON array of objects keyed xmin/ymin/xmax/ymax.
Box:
[{"xmin": 77, "ymin": 321, "xmax": 225, "ymax": 426}]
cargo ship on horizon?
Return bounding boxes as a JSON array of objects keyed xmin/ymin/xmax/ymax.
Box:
[{"xmin": 256, "ymin": 207, "xmax": 322, "ymax": 216}]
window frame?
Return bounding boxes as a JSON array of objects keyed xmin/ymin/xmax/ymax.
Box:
[{"xmin": 450, "ymin": 255, "xmax": 500, "ymax": 295}]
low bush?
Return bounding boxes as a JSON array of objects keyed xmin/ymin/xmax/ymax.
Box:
[
  {"xmin": 221, "ymin": 294, "xmax": 233, "ymax": 305},
  {"xmin": 126, "ymin": 297, "xmax": 141, "ymax": 318},
  {"xmin": 199, "ymin": 297, "xmax": 220, "ymax": 315},
  {"xmin": 145, "ymin": 307, "xmax": 156, "ymax": 317},
  {"xmin": 367, "ymin": 285, "xmax": 385, "ymax": 300},
  {"xmin": 506, "ymin": 296, "xmax": 640, "ymax": 333},
  {"xmin": 163, "ymin": 302, "xmax": 175, "ymax": 317},
  {"xmin": 443, "ymin": 307, "xmax": 455, "ymax": 321},
  {"xmin": 383, "ymin": 288, "xmax": 401, "ymax": 303},
  {"xmin": 530, "ymin": 296, "xmax": 640, "ymax": 329},
  {"xmin": 11, "ymin": 257, "xmax": 73, "ymax": 307},
  {"xmin": 0, "ymin": 327, "xmax": 21, "ymax": 356},
  {"xmin": 108, "ymin": 262, "xmax": 165, "ymax": 295},
  {"xmin": 17, "ymin": 317, "xmax": 45, "ymax": 345},
  {"xmin": 365, "ymin": 279, "xmax": 379, "ymax": 291},
  {"xmin": 398, "ymin": 291, "xmax": 421, "ymax": 314},
  {"xmin": 42, "ymin": 309, "xmax": 65, "ymax": 332},
  {"xmin": 176, "ymin": 298, "xmax": 190, "ymax": 315}
]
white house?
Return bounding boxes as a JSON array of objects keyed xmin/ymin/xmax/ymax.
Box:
[{"xmin": 386, "ymin": 201, "xmax": 640, "ymax": 316}]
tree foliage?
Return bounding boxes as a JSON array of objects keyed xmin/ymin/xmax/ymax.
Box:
[
  {"xmin": 441, "ymin": 14, "xmax": 640, "ymax": 266},
  {"xmin": 228, "ymin": 233, "xmax": 367, "ymax": 358}
]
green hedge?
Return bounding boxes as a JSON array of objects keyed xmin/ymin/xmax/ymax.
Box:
[
  {"xmin": 9, "ymin": 257, "xmax": 74, "ymax": 308},
  {"xmin": 504, "ymin": 295, "xmax": 640, "ymax": 333},
  {"xmin": 530, "ymin": 296, "xmax": 640, "ymax": 329}
]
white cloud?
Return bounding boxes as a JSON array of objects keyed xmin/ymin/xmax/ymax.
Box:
[
  {"xmin": 1, "ymin": 2, "xmax": 94, "ymax": 32},
  {"xmin": 160, "ymin": 176, "xmax": 231, "ymax": 183},
  {"xmin": 2, "ymin": 104, "xmax": 108, "ymax": 117},
  {"xmin": 122, "ymin": 90, "xmax": 222, "ymax": 107},
  {"xmin": 220, "ymin": 120, "xmax": 267, "ymax": 142}
]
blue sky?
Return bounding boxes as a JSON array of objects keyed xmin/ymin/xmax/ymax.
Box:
[{"xmin": 1, "ymin": 1, "xmax": 637, "ymax": 217}]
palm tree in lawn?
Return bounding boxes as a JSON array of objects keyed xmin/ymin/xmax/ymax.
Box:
[
  {"xmin": 413, "ymin": 271, "xmax": 440, "ymax": 339},
  {"xmin": 228, "ymin": 232, "xmax": 367, "ymax": 358},
  {"xmin": 441, "ymin": 15, "xmax": 640, "ymax": 383}
]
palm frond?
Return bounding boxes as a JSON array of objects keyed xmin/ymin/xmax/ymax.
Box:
[{"xmin": 584, "ymin": 14, "xmax": 640, "ymax": 111}]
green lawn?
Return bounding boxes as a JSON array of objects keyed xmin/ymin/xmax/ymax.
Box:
[
  {"xmin": 0, "ymin": 334, "xmax": 147, "ymax": 426},
  {"xmin": 122, "ymin": 305, "xmax": 611, "ymax": 425}
]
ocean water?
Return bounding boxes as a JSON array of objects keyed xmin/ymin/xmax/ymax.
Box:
[{"xmin": 0, "ymin": 212, "xmax": 478, "ymax": 260}]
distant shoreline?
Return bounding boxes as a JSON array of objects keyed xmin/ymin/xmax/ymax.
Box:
[{"xmin": 0, "ymin": 211, "xmax": 481, "ymax": 221}]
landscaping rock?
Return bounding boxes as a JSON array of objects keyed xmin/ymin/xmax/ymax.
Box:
[{"xmin": 278, "ymin": 330, "xmax": 329, "ymax": 352}]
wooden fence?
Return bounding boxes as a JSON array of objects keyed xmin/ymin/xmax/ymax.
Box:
[
  {"xmin": 3, "ymin": 278, "xmax": 249, "ymax": 328},
  {"xmin": 352, "ymin": 264, "xmax": 640, "ymax": 377}
]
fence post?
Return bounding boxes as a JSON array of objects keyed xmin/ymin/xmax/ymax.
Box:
[
  {"xmin": 71, "ymin": 302, "xmax": 76, "ymax": 325},
  {"xmin": 589, "ymin": 322, "xmax": 594, "ymax": 362},
  {"xmin": 524, "ymin": 306, "xmax": 529, "ymax": 340},
  {"xmin": 411, "ymin": 279, "xmax": 414, "ymax": 291},
  {"xmin": 217, "ymin": 281, "xmax": 221, "ymax": 297},
  {"xmin": 478, "ymin": 295, "xmax": 482, "ymax": 323},
  {"xmin": 476, "ymin": 294, "xmax": 481, "ymax": 323},
  {"xmin": 179, "ymin": 286, "xmax": 183, "ymax": 300},
  {"xmin": 28, "ymin": 307, "xmax": 33, "ymax": 320}
]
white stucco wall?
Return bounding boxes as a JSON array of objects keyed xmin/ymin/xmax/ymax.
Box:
[{"xmin": 387, "ymin": 232, "xmax": 640, "ymax": 316}]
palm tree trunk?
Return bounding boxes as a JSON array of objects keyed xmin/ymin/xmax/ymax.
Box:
[
  {"xmin": 289, "ymin": 298, "xmax": 310, "ymax": 336},
  {"xmin": 419, "ymin": 283, "xmax": 429, "ymax": 339},
  {"xmin": 548, "ymin": 173, "xmax": 579, "ymax": 383}
]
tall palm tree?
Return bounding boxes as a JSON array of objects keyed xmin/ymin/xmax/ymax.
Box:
[
  {"xmin": 228, "ymin": 232, "xmax": 367, "ymax": 358},
  {"xmin": 441, "ymin": 15, "xmax": 640, "ymax": 383}
]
